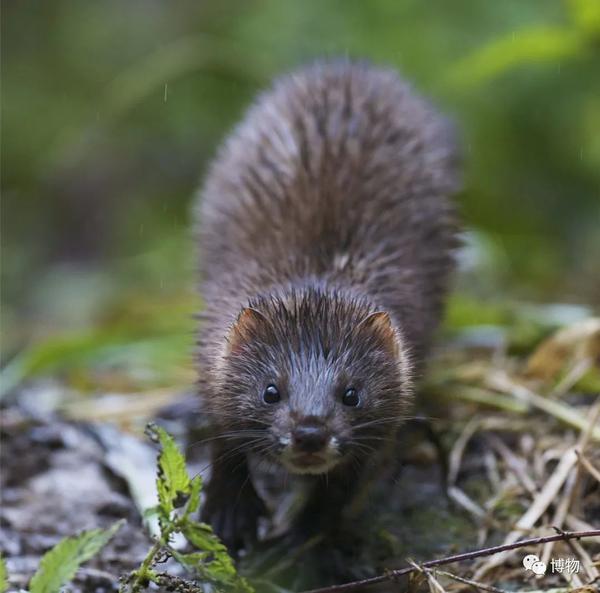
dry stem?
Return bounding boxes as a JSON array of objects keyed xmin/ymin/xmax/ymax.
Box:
[{"xmin": 300, "ymin": 529, "xmax": 600, "ymax": 593}]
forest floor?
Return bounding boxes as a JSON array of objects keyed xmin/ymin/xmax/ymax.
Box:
[{"xmin": 1, "ymin": 300, "xmax": 599, "ymax": 592}]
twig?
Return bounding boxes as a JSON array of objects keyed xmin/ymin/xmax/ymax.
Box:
[
  {"xmin": 575, "ymin": 450, "xmax": 600, "ymax": 484},
  {"xmin": 568, "ymin": 539, "xmax": 599, "ymax": 582},
  {"xmin": 434, "ymin": 569, "xmax": 509, "ymax": 593},
  {"xmin": 486, "ymin": 371, "xmax": 600, "ymax": 441},
  {"xmin": 472, "ymin": 446, "xmax": 578, "ymax": 579},
  {"xmin": 551, "ymin": 357, "xmax": 593, "ymax": 396},
  {"xmin": 569, "ymin": 398, "xmax": 600, "ymax": 513},
  {"xmin": 407, "ymin": 560, "xmax": 447, "ymax": 593},
  {"xmin": 485, "ymin": 433, "xmax": 537, "ymax": 495},
  {"xmin": 540, "ymin": 472, "xmax": 577, "ymax": 572},
  {"xmin": 154, "ymin": 572, "xmax": 204, "ymax": 593},
  {"xmin": 299, "ymin": 530, "xmax": 600, "ymax": 593},
  {"xmin": 553, "ymin": 526, "xmax": 598, "ymax": 584},
  {"xmin": 439, "ymin": 385, "xmax": 529, "ymax": 414},
  {"xmin": 552, "ymin": 527, "xmax": 585, "ymax": 588},
  {"xmin": 541, "ymin": 401, "xmax": 600, "ymax": 582},
  {"xmin": 447, "ymin": 485, "xmax": 486, "ymax": 519},
  {"xmin": 566, "ymin": 516, "xmax": 600, "ymax": 544},
  {"xmin": 447, "ymin": 417, "xmax": 482, "ymax": 486}
]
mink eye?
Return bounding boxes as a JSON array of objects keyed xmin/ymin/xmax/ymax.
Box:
[
  {"xmin": 263, "ymin": 384, "xmax": 281, "ymax": 404},
  {"xmin": 342, "ymin": 387, "xmax": 360, "ymax": 407}
]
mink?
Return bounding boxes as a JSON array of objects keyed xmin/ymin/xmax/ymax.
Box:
[{"xmin": 194, "ymin": 60, "xmax": 460, "ymax": 551}]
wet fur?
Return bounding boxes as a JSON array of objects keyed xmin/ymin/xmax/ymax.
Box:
[{"xmin": 195, "ymin": 60, "xmax": 460, "ymax": 550}]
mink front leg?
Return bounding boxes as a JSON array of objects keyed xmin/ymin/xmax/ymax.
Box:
[
  {"xmin": 292, "ymin": 448, "xmax": 391, "ymax": 539},
  {"xmin": 201, "ymin": 443, "xmax": 267, "ymax": 553},
  {"xmin": 293, "ymin": 460, "xmax": 367, "ymax": 537}
]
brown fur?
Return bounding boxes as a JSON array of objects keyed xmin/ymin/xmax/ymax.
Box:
[{"xmin": 194, "ymin": 60, "xmax": 460, "ymax": 550}]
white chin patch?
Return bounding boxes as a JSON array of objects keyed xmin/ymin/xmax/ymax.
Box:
[
  {"xmin": 281, "ymin": 457, "xmax": 340, "ymax": 475},
  {"xmin": 278, "ymin": 445, "xmax": 341, "ymax": 475}
]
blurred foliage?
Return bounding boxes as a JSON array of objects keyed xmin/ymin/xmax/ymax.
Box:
[
  {"xmin": 28, "ymin": 521, "xmax": 123, "ymax": 593},
  {"xmin": 2, "ymin": 0, "xmax": 600, "ymax": 383},
  {"xmin": 0, "ymin": 555, "xmax": 6, "ymax": 593}
]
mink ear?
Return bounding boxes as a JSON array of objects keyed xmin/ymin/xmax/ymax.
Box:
[
  {"xmin": 227, "ymin": 307, "xmax": 267, "ymax": 355},
  {"xmin": 358, "ymin": 311, "xmax": 399, "ymax": 358}
]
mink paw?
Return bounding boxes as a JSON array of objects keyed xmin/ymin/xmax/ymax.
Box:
[{"xmin": 201, "ymin": 480, "xmax": 268, "ymax": 554}]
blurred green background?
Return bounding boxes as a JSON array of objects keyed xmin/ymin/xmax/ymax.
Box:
[{"xmin": 2, "ymin": 0, "xmax": 599, "ymax": 392}]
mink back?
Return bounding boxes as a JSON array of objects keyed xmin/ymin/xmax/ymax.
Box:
[{"xmin": 196, "ymin": 60, "xmax": 460, "ymax": 383}]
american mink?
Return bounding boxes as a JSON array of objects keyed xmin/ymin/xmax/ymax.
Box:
[{"xmin": 195, "ymin": 60, "xmax": 460, "ymax": 551}]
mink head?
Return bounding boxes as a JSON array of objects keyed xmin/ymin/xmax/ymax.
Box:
[{"xmin": 214, "ymin": 288, "xmax": 413, "ymax": 475}]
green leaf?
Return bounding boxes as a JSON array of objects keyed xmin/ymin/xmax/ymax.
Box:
[
  {"xmin": 568, "ymin": 0, "xmax": 600, "ymax": 36},
  {"xmin": 142, "ymin": 505, "xmax": 160, "ymax": 519},
  {"xmin": 573, "ymin": 365, "xmax": 600, "ymax": 393},
  {"xmin": 189, "ymin": 533, "xmax": 253, "ymax": 591},
  {"xmin": 152, "ymin": 424, "xmax": 190, "ymax": 516},
  {"xmin": 187, "ymin": 475, "xmax": 203, "ymax": 515},
  {"xmin": 29, "ymin": 520, "xmax": 124, "ymax": 593},
  {"xmin": 0, "ymin": 330, "xmax": 191, "ymax": 399},
  {"xmin": 138, "ymin": 426, "xmax": 252, "ymax": 592},
  {"xmin": 447, "ymin": 26, "xmax": 584, "ymax": 89},
  {"xmin": 0, "ymin": 554, "xmax": 8, "ymax": 593},
  {"xmin": 183, "ymin": 522, "xmax": 229, "ymax": 554},
  {"xmin": 202, "ymin": 554, "xmax": 238, "ymax": 580},
  {"xmin": 175, "ymin": 521, "xmax": 254, "ymax": 592},
  {"xmin": 169, "ymin": 550, "xmax": 210, "ymax": 571}
]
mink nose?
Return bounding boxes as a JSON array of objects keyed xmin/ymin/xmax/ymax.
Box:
[{"xmin": 292, "ymin": 423, "xmax": 329, "ymax": 453}]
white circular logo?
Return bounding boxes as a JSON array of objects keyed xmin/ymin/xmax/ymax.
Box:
[
  {"xmin": 531, "ymin": 561, "xmax": 547, "ymax": 576},
  {"xmin": 523, "ymin": 554, "xmax": 539, "ymax": 570}
]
